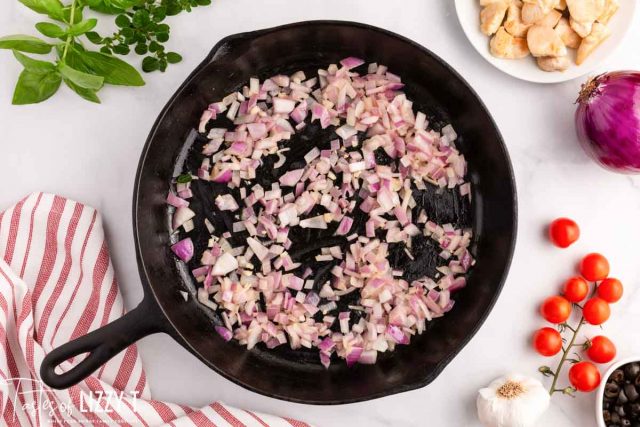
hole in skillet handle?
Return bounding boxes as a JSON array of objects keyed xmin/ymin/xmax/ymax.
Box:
[{"xmin": 40, "ymin": 296, "xmax": 166, "ymax": 390}]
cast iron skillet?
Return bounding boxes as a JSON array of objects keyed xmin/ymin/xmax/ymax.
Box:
[{"xmin": 40, "ymin": 20, "xmax": 517, "ymax": 404}]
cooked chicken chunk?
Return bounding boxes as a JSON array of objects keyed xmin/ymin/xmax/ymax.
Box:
[
  {"xmin": 537, "ymin": 55, "xmax": 571, "ymax": 71},
  {"xmin": 570, "ymin": 17, "xmax": 593, "ymax": 38},
  {"xmin": 522, "ymin": 3, "xmax": 545, "ymax": 24},
  {"xmin": 555, "ymin": 17, "xmax": 582, "ymax": 48},
  {"xmin": 523, "ymin": 0, "xmax": 556, "ymax": 13},
  {"xmin": 554, "ymin": 0, "xmax": 567, "ymax": 10},
  {"xmin": 527, "ymin": 25, "xmax": 567, "ymax": 57},
  {"xmin": 538, "ymin": 9, "xmax": 563, "ymax": 27},
  {"xmin": 598, "ymin": 0, "xmax": 619, "ymax": 24},
  {"xmin": 504, "ymin": 3, "xmax": 532, "ymax": 36},
  {"xmin": 490, "ymin": 27, "xmax": 531, "ymax": 58},
  {"xmin": 481, "ymin": 2, "xmax": 510, "ymax": 35},
  {"xmin": 566, "ymin": 0, "xmax": 605, "ymax": 23},
  {"xmin": 576, "ymin": 22, "xmax": 610, "ymax": 64},
  {"xmin": 480, "ymin": 0, "xmax": 508, "ymax": 5}
]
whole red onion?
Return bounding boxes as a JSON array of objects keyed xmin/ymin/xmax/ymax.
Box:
[{"xmin": 575, "ymin": 71, "xmax": 640, "ymax": 173}]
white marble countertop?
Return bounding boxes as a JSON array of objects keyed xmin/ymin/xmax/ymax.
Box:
[{"xmin": 2, "ymin": 0, "xmax": 640, "ymax": 425}]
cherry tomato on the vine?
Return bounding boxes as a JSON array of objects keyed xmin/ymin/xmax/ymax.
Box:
[
  {"xmin": 586, "ymin": 336, "xmax": 616, "ymax": 364},
  {"xmin": 568, "ymin": 361, "xmax": 601, "ymax": 392},
  {"xmin": 580, "ymin": 253, "xmax": 610, "ymax": 282},
  {"xmin": 549, "ymin": 218, "xmax": 580, "ymax": 248},
  {"xmin": 597, "ymin": 278, "xmax": 623, "ymax": 303},
  {"xmin": 540, "ymin": 296, "xmax": 572, "ymax": 324},
  {"xmin": 583, "ymin": 297, "xmax": 610, "ymax": 325},
  {"xmin": 533, "ymin": 327, "xmax": 563, "ymax": 356},
  {"xmin": 562, "ymin": 277, "xmax": 589, "ymax": 303}
]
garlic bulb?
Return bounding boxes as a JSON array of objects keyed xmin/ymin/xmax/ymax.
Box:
[{"xmin": 477, "ymin": 374, "xmax": 550, "ymax": 427}]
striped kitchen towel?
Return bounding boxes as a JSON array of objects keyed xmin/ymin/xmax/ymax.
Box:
[{"xmin": 0, "ymin": 193, "xmax": 310, "ymax": 427}]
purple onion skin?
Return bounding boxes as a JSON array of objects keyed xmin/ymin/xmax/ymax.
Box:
[{"xmin": 575, "ymin": 71, "xmax": 640, "ymax": 173}]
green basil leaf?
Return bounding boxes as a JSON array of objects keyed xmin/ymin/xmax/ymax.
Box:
[
  {"xmin": 141, "ymin": 56, "xmax": 159, "ymax": 72},
  {"xmin": 112, "ymin": 44, "xmax": 130, "ymax": 55},
  {"xmin": 68, "ymin": 19, "xmax": 97, "ymax": 36},
  {"xmin": 58, "ymin": 62, "xmax": 104, "ymax": 90},
  {"xmin": 176, "ymin": 174, "xmax": 192, "ymax": 184},
  {"xmin": 18, "ymin": 0, "xmax": 65, "ymax": 21},
  {"xmin": 166, "ymin": 52, "xmax": 181, "ymax": 64},
  {"xmin": 152, "ymin": 7, "xmax": 166, "ymax": 22},
  {"xmin": 63, "ymin": 78, "xmax": 101, "ymax": 103},
  {"xmin": 12, "ymin": 68, "xmax": 61, "ymax": 105},
  {"xmin": 132, "ymin": 10, "xmax": 150, "ymax": 28},
  {"xmin": 115, "ymin": 14, "xmax": 131, "ymax": 28},
  {"xmin": 134, "ymin": 43, "xmax": 148, "ymax": 55},
  {"xmin": 35, "ymin": 22, "xmax": 67, "ymax": 38},
  {"xmin": 0, "ymin": 35, "xmax": 52, "ymax": 54},
  {"xmin": 13, "ymin": 50, "xmax": 56, "ymax": 72},
  {"xmin": 85, "ymin": 31, "xmax": 103, "ymax": 44},
  {"xmin": 155, "ymin": 32, "xmax": 169, "ymax": 43},
  {"xmin": 66, "ymin": 47, "xmax": 145, "ymax": 86}
]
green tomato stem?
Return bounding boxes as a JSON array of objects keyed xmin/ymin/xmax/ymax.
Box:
[
  {"xmin": 62, "ymin": 0, "xmax": 77, "ymax": 61},
  {"xmin": 549, "ymin": 317, "xmax": 585, "ymax": 395}
]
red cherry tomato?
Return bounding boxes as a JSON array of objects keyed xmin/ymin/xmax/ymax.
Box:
[
  {"xmin": 540, "ymin": 296, "xmax": 572, "ymax": 324},
  {"xmin": 580, "ymin": 253, "xmax": 610, "ymax": 282},
  {"xmin": 586, "ymin": 336, "xmax": 616, "ymax": 364},
  {"xmin": 597, "ymin": 278, "xmax": 623, "ymax": 303},
  {"xmin": 548, "ymin": 218, "xmax": 580, "ymax": 248},
  {"xmin": 568, "ymin": 361, "xmax": 601, "ymax": 392},
  {"xmin": 563, "ymin": 277, "xmax": 589, "ymax": 303},
  {"xmin": 583, "ymin": 297, "xmax": 610, "ymax": 325},
  {"xmin": 533, "ymin": 327, "xmax": 563, "ymax": 356}
]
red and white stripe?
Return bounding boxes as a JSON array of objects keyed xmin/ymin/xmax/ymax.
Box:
[{"xmin": 0, "ymin": 193, "xmax": 312, "ymax": 427}]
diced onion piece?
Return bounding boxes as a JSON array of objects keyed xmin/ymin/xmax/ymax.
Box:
[
  {"xmin": 212, "ymin": 252, "xmax": 238, "ymax": 276},
  {"xmin": 171, "ymin": 238, "xmax": 194, "ymax": 262},
  {"xmin": 299, "ymin": 215, "xmax": 328, "ymax": 229},
  {"xmin": 279, "ymin": 169, "xmax": 305, "ymax": 187},
  {"xmin": 172, "ymin": 206, "xmax": 195, "ymax": 230},
  {"xmin": 215, "ymin": 194, "xmax": 239, "ymax": 211}
]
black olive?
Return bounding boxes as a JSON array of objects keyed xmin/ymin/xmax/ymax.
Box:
[
  {"xmin": 620, "ymin": 390, "xmax": 630, "ymax": 405},
  {"xmin": 618, "ymin": 405, "xmax": 627, "ymax": 417},
  {"xmin": 626, "ymin": 364, "xmax": 640, "ymax": 380},
  {"xmin": 623, "ymin": 419, "xmax": 632, "ymax": 427},
  {"xmin": 607, "ymin": 383, "xmax": 622, "ymax": 398},
  {"xmin": 604, "ymin": 410, "xmax": 612, "ymax": 422},
  {"xmin": 626, "ymin": 384, "xmax": 640, "ymax": 402},
  {"xmin": 612, "ymin": 412, "xmax": 621, "ymax": 424},
  {"xmin": 613, "ymin": 369, "xmax": 626, "ymax": 383},
  {"xmin": 630, "ymin": 402, "xmax": 640, "ymax": 415},
  {"xmin": 635, "ymin": 375, "xmax": 640, "ymax": 387}
]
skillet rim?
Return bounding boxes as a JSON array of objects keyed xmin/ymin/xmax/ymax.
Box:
[{"xmin": 132, "ymin": 19, "xmax": 518, "ymax": 404}]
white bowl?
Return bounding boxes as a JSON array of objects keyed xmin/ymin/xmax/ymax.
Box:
[
  {"xmin": 454, "ymin": 0, "xmax": 637, "ymax": 83},
  {"xmin": 595, "ymin": 356, "xmax": 640, "ymax": 427}
]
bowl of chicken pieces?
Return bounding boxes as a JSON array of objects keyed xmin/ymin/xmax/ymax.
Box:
[{"xmin": 455, "ymin": 0, "xmax": 637, "ymax": 83}]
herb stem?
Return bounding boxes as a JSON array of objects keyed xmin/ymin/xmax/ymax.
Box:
[
  {"xmin": 549, "ymin": 317, "xmax": 584, "ymax": 395},
  {"xmin": 62, "ymin": 0, "xmax": 77, "ymax": 61}
]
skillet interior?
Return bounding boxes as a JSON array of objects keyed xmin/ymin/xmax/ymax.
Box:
[{"xmin": 133, "ymin": 21, "xmax": 517, "ymax": 404}]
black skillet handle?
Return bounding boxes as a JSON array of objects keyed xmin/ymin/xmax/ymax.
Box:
[{"xmin": 40, "ymin": 296, "xmax": 165, "ymax": 389}]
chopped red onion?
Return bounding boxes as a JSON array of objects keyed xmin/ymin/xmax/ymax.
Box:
[
  {"xmin": 171, "ymin": 238, "xmax": 194, "ymax": 262},
  {"xmin": 170, "ymin": 59, "xmax": 475, "ymax": 368},
  {"xmin": 166, "ymin": 192, "xmax": 189, "ymax": 208},
  {"xmin": 172, "ymin": 206, "xmax": 195, "ymax": 230},
  {"xmin": 215, "ymin": 326, "xmax": 233, "ymax": 341}
]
